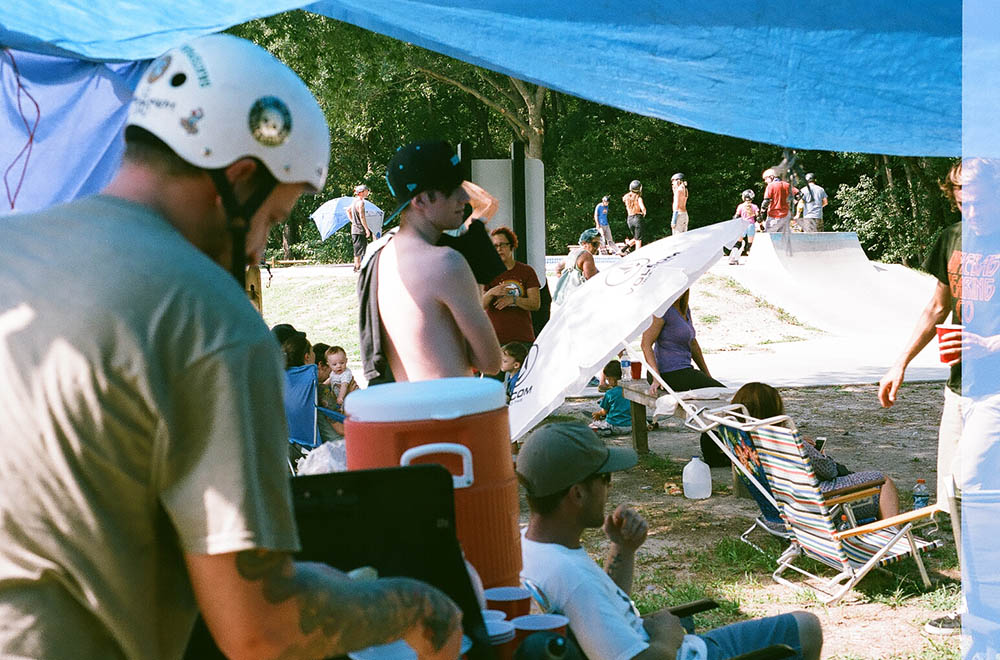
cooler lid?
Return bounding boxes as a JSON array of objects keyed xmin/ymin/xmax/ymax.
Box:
[{"xmin": 345, "ymin": 377, "xmax": 506, "ymax": 422}]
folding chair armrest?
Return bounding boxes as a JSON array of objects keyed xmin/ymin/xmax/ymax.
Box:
[
  {"xmin": 821, "ymin": 478, "xmax": 885, "ymax": 505},
  {"xmin": 834, "ymin": 505, "xmax": 937, "ymax": 540},
  {"xmin": 730, "ymin": 644, "xmax": 797, "ymax": 660},
  {"xmin": 666, "ymin": 598, "xmax": 718, "ymax": 619}
]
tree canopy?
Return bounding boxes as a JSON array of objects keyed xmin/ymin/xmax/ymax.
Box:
[{"xmin": 232, "ymin": 11, "xmax": 958, "ymax": 266}]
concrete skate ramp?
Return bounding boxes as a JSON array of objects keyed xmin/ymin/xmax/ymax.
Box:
[
  {"xmin": 709, "ymin": 232, "xmax": 947, "ymax": 386},
  {"xmin": 734, "ymin": 232, "xmax": 936, "ymax": 337}
]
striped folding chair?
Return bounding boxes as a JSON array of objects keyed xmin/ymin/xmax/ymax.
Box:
[
  {"xmin": 714, "ymin": 421, "xmax": 792, "ymax": 551},
  {"xmin": 746, "ymin": 419, "xmax": 943, "ymax": 604}
]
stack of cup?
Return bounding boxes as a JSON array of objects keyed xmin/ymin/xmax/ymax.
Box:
[
  {"xmin": 485, "ymin": 620, "xmax": 517, "ymax": 660},
  {"xmin": 484, "ymin": 586, "xmax": 532, "ymax": 620}
]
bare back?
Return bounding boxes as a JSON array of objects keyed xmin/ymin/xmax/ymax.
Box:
[
  {"xmin": 673, "ymin": 184, "xmax": 688, "ymax": 212},
  {"xmin": 377, "ymin": 234, "xmax": 500, "ymax": 380},
  {"xmin": 623, "ymin": 191, "xmax": 644, "ymax": 216}
]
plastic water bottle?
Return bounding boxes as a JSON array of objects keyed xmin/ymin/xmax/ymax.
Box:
[
  {"xmin": 682, "ymin": 456, "xmax": 712, "ymax": 499},
  {"xmin": 837, "ymin": 514, "xmax": 850, "ymax": 532},
  {"xmin": 913, "ymin": 479, "xmax": 930, "ymax": 510},
  {"xmin": 620, "ymin": 357, "xmax": 631, "ymax": 378}
]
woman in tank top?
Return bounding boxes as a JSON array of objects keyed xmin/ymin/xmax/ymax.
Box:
[{"xmin": 640, "ymin": 289, "xmax": 724, "ymax": 395}]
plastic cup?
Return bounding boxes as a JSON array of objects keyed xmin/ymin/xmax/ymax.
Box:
[
  {"xmin": 485, "ymin": 620, "xmax": 517, "ymax": 660},
  {"xmin": 935, "ymin": 324, "xmax": 963, "ymax": 363},
  {"xmin": 481, "ymin": 609, "xmax": 507, "ymax": 622},
  {"xmin": 630, "ymin": 361, "xmax": 642, "ymax": 380},
  {"xmin": 511, "ymin": 613, "xmax": 570, "ymax": 646},
  {"xmin": 485, "ymin": 586, "xmax": 532, "ymax": 620}
]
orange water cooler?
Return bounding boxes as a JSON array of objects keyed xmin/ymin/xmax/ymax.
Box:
[{"xmin": 344, "ymin": 378, "xmax": 521, "ymax": 589}]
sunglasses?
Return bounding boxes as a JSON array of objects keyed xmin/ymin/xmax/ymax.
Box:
[{"xmin": 590, "ymin": 472, "xmax": 611, "ymax": 486}]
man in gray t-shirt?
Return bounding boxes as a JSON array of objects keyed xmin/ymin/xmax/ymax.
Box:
[
  {"xmin": 799, "ymin": 173, "xmax": 829, "ymax": 232},
  {"xmin": 0, "ymin": 34, "xmax": 460, "ymax": 660}
]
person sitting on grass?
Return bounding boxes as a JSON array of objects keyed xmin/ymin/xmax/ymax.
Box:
[
  {"xmin": 501, "ymin": 341, "xmax": 530, "ymax": 403},
  {"xmin": 732, "ymin": 382, "xmax": 900, "ymax": 521},
  {"xmin": 590, "ymin": 360, "xmax": 632, "ymax": 437},
  {"xmin": 516, "ymin": 423, "xmax": 823, "ymax": 660}
]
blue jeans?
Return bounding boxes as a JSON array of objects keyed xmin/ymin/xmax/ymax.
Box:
[{"xmin": 700, "ymin": 613, "xmax": 802, "ymax": 660}]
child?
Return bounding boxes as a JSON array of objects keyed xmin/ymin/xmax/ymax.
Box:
[
  {"xmin": 589, "ymin": 360, "xmax": 632, "ymax": 436},
  {"xmin": 729, "ymin": 189, "xmax": 759, "ymax": 264},
  {"xmin": 325, "ymin": 345, "xmax": 359, "ymax": 407},
  {"xmin": 500, "ymin": 342, "xmax": 530, "ymax": 403}
]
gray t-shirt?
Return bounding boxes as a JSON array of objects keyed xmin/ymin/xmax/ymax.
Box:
[
  {"xmin": 0, "ymin": 196, "xmax": 298, "ymax": 659},
  {"xmin": 800, "ymin": 182, "xmax": 828, "ymax": 218}
]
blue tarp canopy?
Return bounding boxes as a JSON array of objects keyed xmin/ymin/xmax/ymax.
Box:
[{"xmin": 1, "ymin": 1, "xmax": 963, "ymax": 214}]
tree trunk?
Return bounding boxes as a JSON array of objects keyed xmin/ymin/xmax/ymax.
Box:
[
  {"xmin": 901, "ymin": 158, "xmax": 921, "ymax": 227},
  {"xmin": 282, "ymin": 220, "xmax": 300, "ymax": 260}
]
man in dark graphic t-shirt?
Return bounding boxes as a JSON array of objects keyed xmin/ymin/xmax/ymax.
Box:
[{"xmin": 878, "ymin": 158, "xmax": 1000, "ymax": 637}]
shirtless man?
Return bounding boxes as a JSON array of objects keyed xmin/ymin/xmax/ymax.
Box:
[
  {"xmin": 622, "ymin": 180, "xmax": 647, "ymax": 250},
  {"xmin": 670, "ymin": 172, "xmax": 689, "ymax": 234},
  {"xmin": 359, "ymin": 140, "xmax": 502, "ymax": 382},
  {"xmin": 349, "ymin": 184, "xmax": 372, "ymax": 272}
]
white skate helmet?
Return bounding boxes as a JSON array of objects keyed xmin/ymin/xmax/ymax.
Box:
[
  {"xmin": 741, "ymin": 189, "xmax": 754, "ymax": 201},
  {"xmin": 127, "ymin": 33, "xmax": 329, "ymax": 191}
]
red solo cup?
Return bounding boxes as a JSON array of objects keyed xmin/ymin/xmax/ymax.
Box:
[
  {"xmin": 935, "ymin": 324, "xmax": 963, "ymax": 363},
  {"xmin": 630, "ymin": 361, "xmax": 642, "ymax": 380},
  {"xmin": 485, "ymin": 586, "xmax": 532, "ymax": 620},
  {"xmin": 485, "ymin": 620, "xmax": 516, "ymax": 660},
  {"xmin": 511, "ymin": 613, "xmax": 570, "ymax": 646}
]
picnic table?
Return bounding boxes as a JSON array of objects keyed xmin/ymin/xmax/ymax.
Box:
[{"xmin": 620, "ymin": 379, "xmax": 657, "ymax": 454}]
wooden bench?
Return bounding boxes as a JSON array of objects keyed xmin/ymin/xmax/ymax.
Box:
[{"xmin": 620, "ymin": 379, "xmax": 658, "ymax": 454}]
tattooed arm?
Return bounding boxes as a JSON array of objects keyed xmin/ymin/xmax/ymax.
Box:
[
  {"xmin": 185, "ymin": 549, "xmax": 462, "ymax": 660},
  {"xmin": 602, "ymin": 504, "xmax": 648, "ymax": 595}
]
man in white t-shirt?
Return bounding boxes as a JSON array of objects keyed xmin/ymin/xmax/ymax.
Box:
[{"xmin": 516, "ymin": 423, "xmax": 823, "ymax": 660}]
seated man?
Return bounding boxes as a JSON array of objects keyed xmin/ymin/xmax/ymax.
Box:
[{"xmin": 516, "ymin": 423, "xmax": 823, "ymax": 660}]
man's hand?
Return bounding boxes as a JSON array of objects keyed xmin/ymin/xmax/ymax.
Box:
[
  {"xmin": 591, "ymin": 410, "xmax": 605, "ymax": 421},
  {"xmin": 603, "ymin": 504, "xmax": 648, "ymax": 552},
  {"xmin": 954, "ymin": 330, "xmax": 1000, "ymax": 363},
  {"xmin": 877, "ymin": 363, "xmax": 905, "ymax": 408},
  {"xmin": 648, "ymin": 381, "xmax": 660, "ymax": 397},
  {"xmin": 639, "ymin": 609, "xmax": 687, "ymax": 658}
]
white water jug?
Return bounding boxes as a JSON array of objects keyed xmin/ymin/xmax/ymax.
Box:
[{"xmin": 682, "ymin": 456, "xmax": 712, "ymax": 499}]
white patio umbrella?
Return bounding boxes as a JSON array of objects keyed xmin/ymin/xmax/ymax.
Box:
[
  {"xmin": 310, "ymin": 197, "xmax": 385, "ymax": 240},
  {"xmin": 508, "ymin": 218, "xmax": 745, "ymax": 441}
]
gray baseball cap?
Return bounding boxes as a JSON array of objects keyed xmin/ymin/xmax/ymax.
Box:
[{"xmin": 516, "ymin": 423, "xmax": 638, "ymax": 497}]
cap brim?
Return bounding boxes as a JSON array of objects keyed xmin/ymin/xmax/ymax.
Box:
[
  {"xmin": 382, "ymin": 198, "xmax": 412, "ymax": 232},
  {"xmin": 597, "ymin": 446, "xmax": 638, "ymax": 474}
]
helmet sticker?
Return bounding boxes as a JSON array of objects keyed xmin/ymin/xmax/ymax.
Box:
[
  {"xmin": 130, "ymin": 96, "xmax": 176, "ymax": 116},
  {"xmin": 180, "ymin": 108, "xmax": 205, "ymax": 135},
  {"xmin": 249, "ymin": 96, "xmax": 292, "ymax": 147},
  {"xmin": 180, "ymin": 45, "xmax": 211, "ymax": 88},
  {"xmin": 146, "ymin": 55, "xmax": 171, "ymax": 84}
]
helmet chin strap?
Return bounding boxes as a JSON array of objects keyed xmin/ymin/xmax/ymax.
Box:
[{"xmin": 209, "ymin": 168, "xmax": 277, "ymax": 287}]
